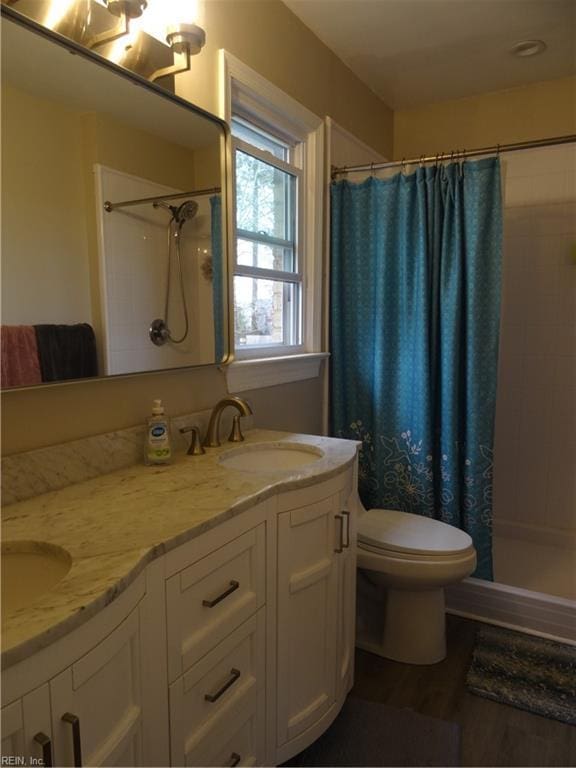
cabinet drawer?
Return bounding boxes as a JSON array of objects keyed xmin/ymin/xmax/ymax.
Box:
[
  {"xmin": 185, "ymin": 690, "xmax": 265, "ymax": 767},
  {"xmin": 169, "ymin": 610, "xmax": 265, "ymax": 767},
  {"xmin": 167, "ymin": 525, "xmax": 265, "ymax": 681}
]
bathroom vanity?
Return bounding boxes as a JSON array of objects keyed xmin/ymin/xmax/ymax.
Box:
[{"xmin": 1, "ymin": 430, "xmax": 359, "ymax": 767}]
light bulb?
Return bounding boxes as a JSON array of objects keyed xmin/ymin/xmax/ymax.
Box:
[
  {"xmin": 44, "ymin": 0, "xmax": 79, "ymax": 29},
  {"xmin": 167, "ymin": 0, "xmax": 200, "ymax": 27}
]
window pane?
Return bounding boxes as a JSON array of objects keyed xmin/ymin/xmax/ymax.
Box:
[
  {"xmin": 234, "ymin": 276, "xmax": 300, "ymax": 347},
  {"xmin": 235, "ymin": 150, "xmax": 295, "ymax": 241},
  {"xmin": 237, "ymin": 238, "xmax": 295, "ymax": 272},
  {"xmin": 232, "ymin": 118, "xmax": 290, "ymax": 161}
]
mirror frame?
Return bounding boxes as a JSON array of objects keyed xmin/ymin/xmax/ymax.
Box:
[{"xmin": 1, "ymin": 5, "xmax": 233, "ymax": 392}]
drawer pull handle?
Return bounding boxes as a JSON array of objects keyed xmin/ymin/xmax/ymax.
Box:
[
  {"xmin": 204, "ymin": 668, "xmax": 241, "ymax": 702},
  {"xmin": 202, "ymin": 580, "xmax": 240, "ymax": 608},
  {"xmin": 228, "ymin": 753, "xmax": 241, "ymax": 767},
  {"xmin": 334, "ymin": 514, "xmax": 345, "ymax": 553},
  {"xmin": 33, "ymin": 732, "xmax": 53, "ymax": 767},
  {"xmin": 61, "ymin": 713, "xmax": 82, "ymax": 767},
  {"xmin": 342, "ymin": 510, "xmax": 351, "ymax": 548}
]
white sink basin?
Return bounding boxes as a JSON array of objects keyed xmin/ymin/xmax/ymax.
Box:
[
  {"xmin": 219, "ymin": 442, "xmax": 324, "ymax": 473},
  {"xmin": 1, "ymin": 541, "xmax": 72, "ymax": 614}
]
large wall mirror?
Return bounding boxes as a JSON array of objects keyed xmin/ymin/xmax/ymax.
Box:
[{"xmin": 1, "ymin": 10, "xmax": 229, "ymax": 391}]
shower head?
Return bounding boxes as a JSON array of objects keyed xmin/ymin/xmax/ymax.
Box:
[
  {"xmin": 175, "ymin": 200, "xmax": 198, "ymax": 224},
  {"xmin": 153, "ymin": 199, "xmax": 198, "ymax": 226}
]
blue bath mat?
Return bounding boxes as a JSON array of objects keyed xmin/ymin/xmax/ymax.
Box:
[{"xmin": 466, "ymin": 624, "xmax": 576, "ymax": 725}]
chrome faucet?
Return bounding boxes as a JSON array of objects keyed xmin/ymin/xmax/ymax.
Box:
[{"xmin": 203, "ymin": 396, "xmax": 253, "ymax": 447}]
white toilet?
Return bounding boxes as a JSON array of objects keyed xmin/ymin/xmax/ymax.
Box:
[{"xmin": 356, "ymin": 507, "xmax": 477, "ymax": 665}]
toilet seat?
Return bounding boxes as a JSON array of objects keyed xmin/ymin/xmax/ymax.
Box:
[
  {"xmin": 358, "ymin": 508, "xmax": 473, "ymax": 557},
  {"xmin": 358, "ymin": 540, "xmax": 475, "ymax": 563}
]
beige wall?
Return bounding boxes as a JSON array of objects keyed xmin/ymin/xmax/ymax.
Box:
[
  {"xmin": 1, "ymin": 85, "xmax": 92, "ymax": 326},
  {"xmin": 83, "ymin": 113, "xmax": 198, "ymax": 190},
  {"xmin": 394, "ymin": 76, "xmax": 576, "ymax": 160},
  {"xmin": 176, "ymin": 0, "xmax": 394, "ymax": 159}
]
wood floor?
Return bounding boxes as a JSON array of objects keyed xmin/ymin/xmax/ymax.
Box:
[{"xmin": 351, "ymin": 615, "xmax": 576, "ymax": 767}]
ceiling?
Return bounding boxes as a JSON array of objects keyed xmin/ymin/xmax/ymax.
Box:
[{"xmin": 282, "ymin": 0, "xmax": 576, "ymax": 109}]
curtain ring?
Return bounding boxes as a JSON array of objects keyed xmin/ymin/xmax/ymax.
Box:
[
  {"xmin": 370, "ymin": 161, "xmax": 375, "ymax": 177},
  {"xmin": 496, "ymin": 143, "xmax": 501, "ymax": 158},
  {"xmin": 419, "ymin": 155, "xmax": 425, "ymax": 168},
  {"xmin": 401, "ymin": 157, "xmax": 406, "ymax": 175}
]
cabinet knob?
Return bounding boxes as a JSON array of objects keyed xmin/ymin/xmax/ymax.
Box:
[
  {"xmin": 228, "ymin": 752, "xmax": 241, "ymax": 767},
  {"xmin": 33, "ymin": 732, "xmax": 53, "ymax": 767},
  {"xmin": 62, "ymin": 712, "xmax": 83, "ymax": 767}
]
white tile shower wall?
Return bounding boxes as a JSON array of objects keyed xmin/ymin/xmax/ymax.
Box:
[
  {"xmin": 494, "ymin": 145, "xmax": 576, "ymax": 569},
  {"xmin": 96, "ymin": 166, "xmax": 215, "ymax": 375}
]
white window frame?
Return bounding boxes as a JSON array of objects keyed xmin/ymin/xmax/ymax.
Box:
[
  {"xmin": 233, "ymin": 134, "xmax": 303, "ymax": 352},
  {"xmin": 218, "ymin": 50, "xmax": 327, "ymax": 391}
]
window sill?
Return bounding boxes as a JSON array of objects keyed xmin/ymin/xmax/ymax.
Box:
[{"xmin": 223, "ymin": 352, "xmax": 329, "ymax": 393}]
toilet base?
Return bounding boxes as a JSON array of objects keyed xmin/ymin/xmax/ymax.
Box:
[{"xmin": 357, "ymin": 585, "xmax": 447, "ymax": 665}]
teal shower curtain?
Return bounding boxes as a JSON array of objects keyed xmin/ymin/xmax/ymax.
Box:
[{"xmin": 330, "ymin": 158, "xmax": 502, "ymax": 579}]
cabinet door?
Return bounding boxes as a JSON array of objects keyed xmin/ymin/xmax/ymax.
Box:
[
  {"xmin": 50, "ymin": 608, "xmax": 143, "ymax": 767},
  {"xmin": 336, "ymin": 507, "xmax": 356, "ymax": 698},
  {"xmin": 1, "ymin": 685, "xmax": 52, "ymax": 766},
  {"xmin": 276, "ymin": 496, "xmax": 338, "ymax": 746}
]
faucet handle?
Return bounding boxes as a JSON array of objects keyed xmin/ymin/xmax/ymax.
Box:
[
  {"xmin": 180, "ymin": 425, "xmax": 205, "ymax": 455},
  {"xmin": 228, "ymin": 414, "xmax": 245, "ymax": 443}
]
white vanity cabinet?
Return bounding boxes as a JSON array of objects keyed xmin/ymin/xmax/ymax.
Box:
[{"xmin": 2, "ymin": 458, "xmax": 358, "ymax": 768}]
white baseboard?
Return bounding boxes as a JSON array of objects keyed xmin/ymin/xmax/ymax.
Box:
[{"xmin": 446, "ymin": 577, "xmax": 576, "ymax": 644}]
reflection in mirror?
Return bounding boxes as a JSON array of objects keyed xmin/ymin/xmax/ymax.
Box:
[{"xmin": 1, "ymin": 13, "xmax": 228, "ymax": 390}]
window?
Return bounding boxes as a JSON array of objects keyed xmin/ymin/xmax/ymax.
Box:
[
  {"xmin": 232, "ymin": 118, "xmax": 302, "ymax": 352},
  {"xmin": 219, "ymin": 50, "xmax": 327, "ymax": 389}
]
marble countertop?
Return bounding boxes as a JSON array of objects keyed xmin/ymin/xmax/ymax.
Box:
[{"xmin": 1, "ymin": 430, "xmax": 358, "ymax": 667}]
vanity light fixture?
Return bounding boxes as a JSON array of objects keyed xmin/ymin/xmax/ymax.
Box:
[
  {"xmin": 148, "ymin": 21, "xmax": 205, "ymax": 82},
  {"xmin": 87, "ymin": 0, "xmax": 147, "ymax": 49}
]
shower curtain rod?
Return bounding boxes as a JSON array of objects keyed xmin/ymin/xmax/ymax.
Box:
[
  {"xmin": 104, "ymin": 185, "xmax": 222, "ymax": 212},
  {"xmin": 331, "ymin": 133, "xmax": 576, "ymax": 178}
]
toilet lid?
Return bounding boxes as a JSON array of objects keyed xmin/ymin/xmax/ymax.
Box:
[{"xmin": 358, "ymin": 508, "xmax": 473, "ymax": 556}]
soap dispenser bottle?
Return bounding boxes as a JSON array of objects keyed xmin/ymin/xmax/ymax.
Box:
[{"xmin": 145, "ymin": 399, "xmax": 172, "ymax": 465}]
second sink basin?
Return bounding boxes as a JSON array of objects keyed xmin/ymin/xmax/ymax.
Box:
[
  {"xmin": 219, "ymin": 442, "xmax": 324, "ymax": 473},
  {"xmin": 1, "ymin": 541, "xmax": 72, "ymax": 615}
]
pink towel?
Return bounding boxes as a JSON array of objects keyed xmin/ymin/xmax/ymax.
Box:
[{"xmin": 1, "ymin": 325, "xmax": 42, "ymax": 388}]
